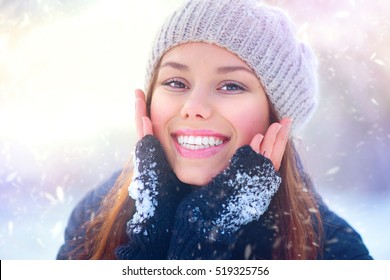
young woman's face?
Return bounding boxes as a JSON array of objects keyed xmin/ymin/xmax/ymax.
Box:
[{"xmin": 150, "ymin": 43, "xmax": 270, "ymax": 185}]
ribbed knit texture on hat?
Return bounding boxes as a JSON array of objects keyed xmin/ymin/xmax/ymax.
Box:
[{"xmin": 145, "ymin": 0, "xmax": 318, "ymax": 130}]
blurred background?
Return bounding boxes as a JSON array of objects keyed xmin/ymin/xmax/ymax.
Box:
[{"xmin": 0, "ymin": 0, "xmax": 389, "ymax": 259}]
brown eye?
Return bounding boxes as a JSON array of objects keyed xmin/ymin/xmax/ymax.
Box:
[
  {"xmin": 218, "ymin": 81, "xmax": 246, "ymax": 93},
  {"xmin": 163, "ymin": 78, "xmax": 188, "ymax": 89}
]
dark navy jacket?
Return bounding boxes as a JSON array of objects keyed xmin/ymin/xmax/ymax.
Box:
[{"xmin": 57, "ymin": 171, "xmax": 373, "ymax": 260}]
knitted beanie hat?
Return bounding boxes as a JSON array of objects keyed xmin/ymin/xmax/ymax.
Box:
[{"xmin": 145, "ymin": 0, "xmax": 319, "ymax": 130}]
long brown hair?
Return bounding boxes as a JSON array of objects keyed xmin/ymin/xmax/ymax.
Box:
[{"xmin": 71, "ymin": 58, "xmax": 323, "ymax": 260}]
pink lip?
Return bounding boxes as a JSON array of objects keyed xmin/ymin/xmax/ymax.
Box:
[
  {"xmin": 173, "ymin": 128, "xmax": 227, "ymax": 138},
  {"xmin": 172, "ymin": 129, "xmax": 229, "ymax": 159}
]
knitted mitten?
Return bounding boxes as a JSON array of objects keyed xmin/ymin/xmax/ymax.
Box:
[
  {"xmin": 116, "ymin": 135, "xmax": 190, "ymax": 259},
  {"xmin": 168, "ymin": 145, "xmax": 281, "ymax": 259}
]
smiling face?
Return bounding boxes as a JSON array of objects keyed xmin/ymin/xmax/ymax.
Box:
[{"xmin": 150, "ymin": 42, "xmax": 270, "ymax": 185}]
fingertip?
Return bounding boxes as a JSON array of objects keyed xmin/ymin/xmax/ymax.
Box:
[
  {"xmin": 258, "ymin": 134, "xmax": 264, "ymax": 144},
  {"xmin": 271, "ymin": 122, "xmax": 282, "ymax": 134},
  {"xmin": 281, "ymin": 117, "xmax": 293, "ymax": 129},
  {"xmin": 135, "ymin": 89, "xmax": 145, "ymax": 99},
  {"xmin": 250, "ymin": 133, "xmax": 264, "ymax": 153},
  {"xmin": 135, "ymin": 95, "xmax": 143, "ymax": 109},
  {"xmin": 281, "ymin": 118, "xmax": 293, "ymax": 138}
]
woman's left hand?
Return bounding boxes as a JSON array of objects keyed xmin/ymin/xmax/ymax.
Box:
[{"xmin": 250, "ymin": 118, "xmax": 293, "ymax": 171}]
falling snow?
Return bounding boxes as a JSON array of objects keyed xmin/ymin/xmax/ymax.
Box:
[{"xmin": 326, "ymin": 167, "xmax": 341, "ymax": 176}]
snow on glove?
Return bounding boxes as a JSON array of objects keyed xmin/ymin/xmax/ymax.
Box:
[
  {"xmin": 116, "ymin": 135, "xmax": 190, "ymax": 259},
  {"xmin": 168, "ymin": 145, "xmax": 281, "ymax": 259}
]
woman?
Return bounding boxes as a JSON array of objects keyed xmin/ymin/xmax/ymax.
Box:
[{"xmin": 57, "ymin": 0, "xmax": 372, "ymax": 260}]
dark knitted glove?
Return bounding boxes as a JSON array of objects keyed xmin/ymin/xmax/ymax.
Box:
[
  {"xmin": 168, "ymin": 145, "xmax": 281, "ymax": 259},
  {"xmin": 116, "ymin": 135, "xmax": 190, "ymax": 259}
]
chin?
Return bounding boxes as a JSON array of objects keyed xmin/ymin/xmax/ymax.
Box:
[
  {"xmin": 176, "ymin": 172, "xmax": 214, "ymax": 186},
  {"xmin": 172, "ymin": 160, "xmax": 229, "ymax": 186}
]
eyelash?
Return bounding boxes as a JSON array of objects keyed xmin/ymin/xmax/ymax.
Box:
[
  {"xmin": 219, "ymin": 81, "xmax": 246, "ymax": 92},
  {"xmin": 161, "ymin": 78, "xmax": 247, "ymax": 93},
  {"xmin": 162, "ymin": 78, "xmax": 188, "ymax": 89}
]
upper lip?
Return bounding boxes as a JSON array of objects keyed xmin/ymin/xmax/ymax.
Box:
[{"xmin": 172, "ymin": 128, "xmax": 229, "ymax": 139}]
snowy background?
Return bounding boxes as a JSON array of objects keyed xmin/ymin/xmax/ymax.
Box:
[{"xmin": 0, "ymin": 0, "xmax": 389, "ymax": 260}]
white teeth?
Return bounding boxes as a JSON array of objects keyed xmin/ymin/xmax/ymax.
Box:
[
  {"xmin": 177, "ymin": 135, "xmax": 224, "ymax": 148},
  {"xmin": 195, "ymin": 136, "xmax": 202, "ymax": 145}
]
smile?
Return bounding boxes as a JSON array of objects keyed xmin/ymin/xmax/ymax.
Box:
[
  {"xmin": 172, "ymin": 129, "xmax": 229, "ymax": 158},
  {"xmin": 177, "ymin": 135, "xmax": 224, "ymax": 150}
]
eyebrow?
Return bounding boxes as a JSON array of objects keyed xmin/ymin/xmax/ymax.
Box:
[
  {"xmin": 160, "ymin": 61, "xmax": 189, "ymax": 71},
  {"xmin": 160, "ymin": 61, "xmax": 254, "ymax": 75},
  {"xmin": 216, "ymin": 65, "xmax": 254, "ymax": 75}
]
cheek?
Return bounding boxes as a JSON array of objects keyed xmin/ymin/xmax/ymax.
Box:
[
  {"xmin": 230, "ymin": 105, "xmax": 270, "ymax": 144},
  {"xmin": 150, "ymin": 97, "xmax": 165, "ymax": 137},
  {"xmin": 150, "ymin": 94, "xmax": 176, "ymax": 139}
]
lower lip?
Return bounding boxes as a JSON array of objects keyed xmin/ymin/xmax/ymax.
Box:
[{"xmin": 173, "ymin": 140, "xmax": 226, "ymax": 159}]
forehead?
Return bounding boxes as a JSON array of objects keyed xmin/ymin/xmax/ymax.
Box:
[{"xmin": 160, "ymin": 42, "xmax": 250, "ymax": 68}]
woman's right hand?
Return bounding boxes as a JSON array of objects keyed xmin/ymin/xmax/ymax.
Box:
[
  {"xmin": 117, "ymin": 135, "xmax": 190, "ymax": 259},
  {"xmin": 135, "ymin": 89, "xmax": 153, "ymax": 139}
]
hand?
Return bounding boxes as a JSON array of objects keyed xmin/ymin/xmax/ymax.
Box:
[
  {"xmin": 116, "ymin": 135, "xmax": 189, "ymax": 259},
  {"xmin": 134, "ymin": 89, "xmax": 153, "ymax": 139},
  {"xmin": 250, "ymin": 118, "xmax": 293, "ymax": 171},
  {"xmin": 128, "ymin": 135, "xmax": 186, "ymax": 234},
  {"xmin": 171, "ymin": 145, "xmax": 281, "ymax": 247}
]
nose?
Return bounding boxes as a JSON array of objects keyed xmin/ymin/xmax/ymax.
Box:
[{"xmin": 180, "ymin": 88, "xmax": 212, "ymax": 120}]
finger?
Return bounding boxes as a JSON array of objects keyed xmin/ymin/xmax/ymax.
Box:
[
  {"xmin": 142, "ymin": 116, "xmax": 153, "ymax": 136},
  {"xmin": 260, "ymin": 122, "xmax": 282, "ymax": 158},
  {"xmin": 135, "ymin": 88, "xmax": 146, "ymax": 100},
  {"xmin": 134, "ymin": 89, "xmax": 147, "ymax": 139},
  {"xmin": 249, "ymin": 133, "xmax": 264, "ymax": 153},
  {"xmin": 270, "ymin": 118, "xmax": 292, "ymax": 171},
  {"xmin": 135, "ymin": 98, "xmax": 144, "ymax": 139}
]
